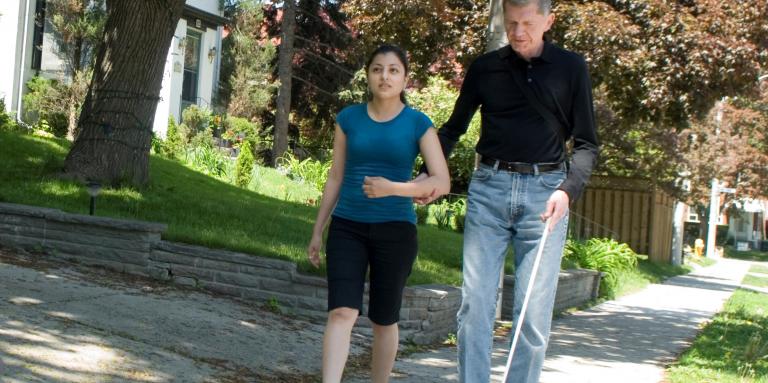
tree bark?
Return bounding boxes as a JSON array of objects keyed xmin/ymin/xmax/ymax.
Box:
[
  {"xmin": 64, "ymin": 0, "xmax": 185, "ymax": 187},
  {"xmin": 273, "ymin": 0, "xmax": 296, "ymax": 166},
  {"xmin": 486, "ymin": 0, "xmax": 507, "ymax": 53}
]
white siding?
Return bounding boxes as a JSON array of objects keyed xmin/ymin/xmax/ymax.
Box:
[
  {"xmin": 197, "ymin": 27, "xmax": 218, "ymax": 108},
  {"xmin": 0, "ymin": 0, "xmax": 35, "ymax": 115},
  {"xmin": 153, "ymin": 20, "xmax": 188, "ymax": 138},
  {"xmin": 186, "ymin": 0, "xmax": 222, "ymax": 15}
]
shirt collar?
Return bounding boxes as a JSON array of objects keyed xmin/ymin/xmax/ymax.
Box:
[{"xmin": 498, "ymin": 38, "xmax": 553, "ymax": 64}]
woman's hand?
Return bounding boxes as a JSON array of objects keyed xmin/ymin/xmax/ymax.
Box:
[
  {"xmin": 307, "ymin": 234, "xmax": 323, "ymax": 268},
  {"xmin": 362, "ymin": 176, "xmax": 394, "ymax": 198}
]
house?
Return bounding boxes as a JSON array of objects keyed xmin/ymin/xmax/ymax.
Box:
[
  {"xmin": 727, "ymin": 199, "xmax": 768, "ymax": 251},
  {"xmin": 0, "ymin": 0, "xmax": 227, "ymax": 138}
]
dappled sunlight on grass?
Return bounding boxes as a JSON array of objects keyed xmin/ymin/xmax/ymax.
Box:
[
  {"xmin": 666, "ymin": 289, "xmax": 768, "ymax": 383},
  {"xmin": 38, "ymin": 181, "xmax": 83, "ymax": 199},
  {"xmin": 0, "ymin": 130, "xmax": 466, "ymax": 286}
]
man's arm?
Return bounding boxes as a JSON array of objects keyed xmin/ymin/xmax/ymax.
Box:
[
  {"xmin": 419, "ymin": 61, "xmax": 482, "ymax": 175},
  {"xmin": 557, "ymin": 57, "xmax": 599, "ymax": 203}
]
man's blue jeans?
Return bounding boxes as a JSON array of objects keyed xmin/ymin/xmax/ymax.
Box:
[{"xmin": 457, "ymin": 162, "xmax": 569, "ymax": 383}]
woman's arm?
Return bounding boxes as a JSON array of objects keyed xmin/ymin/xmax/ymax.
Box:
[
  {"xmin": 362, "ymin": 128, "xmax": 450, "ymax": 199},
  {"xmin": 307, "ymin": 124, "xmax": 346, "ymax": 267}
]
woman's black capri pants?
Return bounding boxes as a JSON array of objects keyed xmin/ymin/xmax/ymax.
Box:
[{"xmin": 325, "ymin": 216, "xmax": 418, "ymax": 326}]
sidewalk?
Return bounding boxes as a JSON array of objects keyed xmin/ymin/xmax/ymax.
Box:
[
  {"xmin": 0, "ymin": 248, "xmax": 755, "ymax": 383},
  {"xmin": 347, "ymin": 257, "xmax": 753, "ymax": 383},
  {"xmin": 0, "ymin": 249, "xmax": 368, "ymax": 382}
]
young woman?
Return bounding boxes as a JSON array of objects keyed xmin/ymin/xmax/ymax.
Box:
[{"xmin": 307, "ymin": 45, "xmax": 450, "ymax": 383}]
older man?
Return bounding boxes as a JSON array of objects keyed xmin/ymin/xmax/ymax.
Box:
[{"xmin": 419, "ymin": 0, "xmax": 599, "ymax": 381}]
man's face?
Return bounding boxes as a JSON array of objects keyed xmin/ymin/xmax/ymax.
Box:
[{"xmin": 504, "ymin": 2, "xmax": 554, "ymax": 60}]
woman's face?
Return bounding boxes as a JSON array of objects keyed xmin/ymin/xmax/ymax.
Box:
[{"xmin": 367, "ymin": 52, "xmax": 407, "ymax": 101}]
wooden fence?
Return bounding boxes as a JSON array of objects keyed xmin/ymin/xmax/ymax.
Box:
[{"xmin": 570, "ymin": 176, "xmax": 675, "ymax": 263}]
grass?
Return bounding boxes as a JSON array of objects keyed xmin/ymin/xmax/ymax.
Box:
[
  {"xmin": 687, "ymin": 255, "xmax": 718, "ymax": 267},
  {"xmin": 750, "ymin": 265, "xmax": 768, "ymax": 275},
  {"xmin": 743, "ymin": 275, "xmax": 768, "ymax": 288},
  {"xmin": 725, "ymin": 246, "xmax": 768, "ymax": 263},
  {"xmin": 0, "ymin": 129, "xmax": 694, "ymax": 291},
  {"xmin": 0, "ymin": 130, "xmax": 464, "ymax": 285},
  {"xmin": 666, "ymin": 289, "xmax": 768, "ymax": 383},
  {"xmin": 613, "ymin": 259, "xmax": 692, "ymax": 298}
]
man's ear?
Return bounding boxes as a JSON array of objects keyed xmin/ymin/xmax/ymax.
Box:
[{"xmin": 545, "ymin": 12, "xmax": 555, "ymax": 32}]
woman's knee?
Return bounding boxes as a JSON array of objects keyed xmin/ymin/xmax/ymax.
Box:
[{"xmin": 328, "ymin": 307, "xmax": 359, "ymax": 324}]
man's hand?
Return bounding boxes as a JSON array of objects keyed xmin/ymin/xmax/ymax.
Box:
[
  {"xmin": 540, "ymin": 190, "xmax": 569, "ymax": 231},
  {"xmin": 411, "ymin": 173, "xmax": 438, "ymax": 205},
  {"xmin": 363, "ymin": 176, "xmax": 394, "ymax": 198}
]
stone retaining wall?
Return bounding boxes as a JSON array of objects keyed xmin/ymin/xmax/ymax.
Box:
[
  {"xmin": 501, "ymin": 268, "xmax": 601, "ymax": 320},
  {"xmin": 0, "ymin": 202, "xmax": 599, "ymax": 345}
]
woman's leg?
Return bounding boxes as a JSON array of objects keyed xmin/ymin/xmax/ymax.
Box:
[
  {"xmin": 367, "ymin": 220, "xmax": 418, "ymax": 383},
  {"xmin": 323, "ymin": 307, "xmax": 360, "ymax": 382},
  {"xmin": 323, "ymin": 217, "xmax": 369, "ymax": 382},
  {"xmin": 371, "ymin": 322, "xmax": 399, "ymax": 383}
]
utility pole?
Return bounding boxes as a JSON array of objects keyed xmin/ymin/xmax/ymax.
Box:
[
  {"xmin": 705, "ymin": 179, "xmax": 720, "ymax": 258},
  {"xmin": 706, "ymin": 178, "xmax": 736, "ymax": 258}
]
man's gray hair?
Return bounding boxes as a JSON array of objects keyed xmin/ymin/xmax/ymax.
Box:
[{"xmin": 504, "ymin": 0, "xmax": 552, "ymax": 15}]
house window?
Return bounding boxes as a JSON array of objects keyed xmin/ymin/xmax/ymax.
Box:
[
  {"xmin": 181, "ymin": 29, "xmax": 202, "ymax": 111},
  {"xmin": 31, "ymin": 0, "xmax": 46, "ymax": 71}
]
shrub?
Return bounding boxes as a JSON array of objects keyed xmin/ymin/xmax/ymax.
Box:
[
  {"xmin": 563, "ymin": 238, "xmax": 640, "ymax": 299},
  {"xmin": 415, "ymin": 204, "xmax": 429, "ymax": 225},
  {"xmin": 451, "ymin": 199, "xmax": 467, "ymax": 233},
  {"xmin": 0, "ymin": 98, "xmax": 20, "ymax": 133},
  {"xmin": 180, "ymin": 105, "xmax": 212, "ymax": 142},
  {"xmin": 431, "ymin": 199, "xmax": 455, "ymax": 230},
  {"xmin": 226, "ymin": 115, "xmax": 261, "ymax": 149},
  {"xmin": 161, "ymin": 117, "xmax": 184, "ymax": 159},
  {"xmin": 22, "ymin": 77, "xmax": 68, "ymax": 137},
  {"xmin": 235, "ymin": 141, "xmax": 255, "ymax": 187},
  {"xmin": 409, "ymin": 77, "xmax": 480, "ymax": 191},
  {"xmin": 279, "ymin": 152, "xmax": 332, "ymax": 193}
]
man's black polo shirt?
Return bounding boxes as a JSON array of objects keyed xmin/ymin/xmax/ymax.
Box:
[{"xmin": 436, "ymin": 41, "xmax": 599, "ymax": 202}]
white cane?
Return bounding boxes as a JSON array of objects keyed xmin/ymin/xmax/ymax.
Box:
[{"xmin": 501, "ymin": 217, "xmax": 552, "ymax": 382}]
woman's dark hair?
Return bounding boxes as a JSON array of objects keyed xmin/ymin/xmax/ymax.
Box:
[{"xmin": 365, "ymin": 44, "xmax": 409, "ymax": 104}]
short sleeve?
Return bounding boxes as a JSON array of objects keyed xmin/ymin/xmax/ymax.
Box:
[
  {"xmin": 413, "ymin": 109, "xmax": 434, "ymax": 139},
  {"xmin": 335, "ymin": 105, "xmax": 352, "ymax": 134}
]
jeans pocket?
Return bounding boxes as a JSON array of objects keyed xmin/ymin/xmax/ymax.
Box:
[
  {"xmin": 471, "ymin": 166, "xmax": 493, "ymax": 182},
  {"xmin": 538, "ymin": 170, "xmax": 566, "ymax": 189}
]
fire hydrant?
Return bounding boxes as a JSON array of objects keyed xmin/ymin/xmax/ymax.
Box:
[{"xmin": 694, "ymin": 238, "xmax": 705, "ymax": 258}]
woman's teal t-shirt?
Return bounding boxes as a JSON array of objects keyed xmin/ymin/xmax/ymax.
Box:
[{"xmin": 333, "ymin": 103, "xmax": 433, "ymax": 224}]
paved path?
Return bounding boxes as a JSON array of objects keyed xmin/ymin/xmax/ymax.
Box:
[
  {"xmin": 0, "ymin": 250, "xmax": 368, "ymax": 383},
  {"xmin": 1, "ymin": 247, "xmax": 758, "ymax": 383},
  {"xmin": 348, "ymin": 258, "xmax": 754, "ymax": 383}
]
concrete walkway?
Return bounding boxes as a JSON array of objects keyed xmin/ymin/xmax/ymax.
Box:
[
  {"xmin": 0, "ymin": 246, "xmax": 757, "ymax": 383},
  {"xmin": 347, "ymin": 257, "xmax": 754, "ymax": 383},
  {"xmin": 0, "ymin": 249, "xmax": 368, "ymax": 383}
]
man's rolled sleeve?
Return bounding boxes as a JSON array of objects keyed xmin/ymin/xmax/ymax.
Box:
[{"xmin": 557, "ymin": 57, "xmax": 599, "ymax": 203}]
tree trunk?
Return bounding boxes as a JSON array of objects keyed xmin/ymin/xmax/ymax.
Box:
[
  {"xmin": 67, "ymin": 92, "xmax": 78, "ymax": 141},
  {"xmin": 486, "ymin": 0, "xmax": 507, "ymax": 53},
  {"xmin": 273, "ymin": 0, "xmax": 295, "ymax": 166},
  {"xmin": 64, "ymin": 0, "xmax": 185, "ymax": 187}
]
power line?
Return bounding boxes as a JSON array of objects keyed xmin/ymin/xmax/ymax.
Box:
[
  {"xmin": 291, "ymin": 74, "xmax": 338, "ymax": 99},
  {"xmin": 296, "ymin": 47, "xmax": 355, "ymax": 77}
]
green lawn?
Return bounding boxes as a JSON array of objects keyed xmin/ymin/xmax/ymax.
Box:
[
  {"xmin": 725, "ymin": 246, "xmax": 768, "ymax": 263},
  {"xmin": 611, "ymin": 260, "xmax": 692, "ymax": 298},
  {"xmin": 666, "ymin": 289, "xmax": 768, "ymax": 382},
  {"xmin": 687, "ymin": 255, "xmax": 718, "ymax": 268},
  {"xmin": 0, "ymin": 130, "xmax": 695, "ymax": 292},
  {"xmin": 0, "ymin": 130, "xmax": 464, "ymax": 285},
  {"xmin": 743, "ymin": 274, "xmax": 768, "ymax": 288},
  {"xmin": 749, "ymin": 265, "xmax": 768, "ymax": 275}
]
